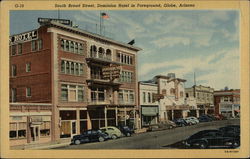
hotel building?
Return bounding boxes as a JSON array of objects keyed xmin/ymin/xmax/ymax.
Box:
[{"xmin": 9, "ymin": 19, "xmax": 141, "ymax": 146}]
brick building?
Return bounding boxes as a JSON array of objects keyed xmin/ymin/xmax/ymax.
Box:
[
  {"xmin": 214, "ymin": 89, "xmax": 240, "ymax": 118},
  {"xmin": 185, "ymin": 85, "xmax": 214, "ymax": 116},
  {"xmin": 9, "ymin": 19, "xmax": 141, "ymax": 146}
]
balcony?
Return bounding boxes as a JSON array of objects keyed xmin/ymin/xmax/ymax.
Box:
[
  {"xmin": 88, "ymin": 98, "xmax": 112, "ymax": 105},
  {"xmin": 86, "ymin": 51, "xmax": 120, "ymax": 65},
  {"xmin": 87, "ymin": 75, "xmax": 122, "ymax": 86},
  {"xmin": 118, "ymin": 100, "xmax": 135, "ymax": 105}
]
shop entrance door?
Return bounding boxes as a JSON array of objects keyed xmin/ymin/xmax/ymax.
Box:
[
  {"xmin": 71, "ymin": 121, "xmax": 77, "ymax": 137},
  {"xmin": 31, "ymin": 126, "xmax": 40, "ymax": 141}
]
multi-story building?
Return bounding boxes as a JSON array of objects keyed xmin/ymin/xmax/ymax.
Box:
[
  {"xmin": 138, "ymin": 82, "xmax": 159, "ymax": 127},
  {"xmin": 185, "ymin": 85, "xmax": 214, "ymax": 116},
  {"xmin": 150, "ymin": 73, "xmax": 189, "ymax": 120},
  {"xmin": 9, "ymin": 18, "xmax": 141, "ymax": 146},
  {"xmin": 214, "ymin": 89, "xmax": 240, "ymax": 118}
]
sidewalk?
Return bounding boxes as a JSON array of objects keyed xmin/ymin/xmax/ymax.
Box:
[{"xmin": 11, "ymin": 138, "xmax": 71, "ymax": 150}]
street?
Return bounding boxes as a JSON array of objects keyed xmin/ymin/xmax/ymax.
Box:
[{"xmin": 53, "ymin": 119, "xmax": 240, "ymax": 149}]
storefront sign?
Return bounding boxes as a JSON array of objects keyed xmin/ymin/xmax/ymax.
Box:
[
  {"xmin": 9, "ymin": 30, "xmax": 38, "ymax": 45},
  {"xmin": 152, "ymin": 93, "xmax": 164, "ymax": 101},
  {"xmin": 38, "ymin": 18, "xmax": 72, "ymax": 26},
  {"xmin": 102, "ymin": 66, "xmax": 121, "ymax": 79},
  {"xmin": 141, "ymin": 106, "xmax": 158, "ymax": 116}
]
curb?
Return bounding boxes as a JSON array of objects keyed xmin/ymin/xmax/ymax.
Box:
[{"xmin": 28, "ymin": 142, "xmax": 71, "ymax": 150}]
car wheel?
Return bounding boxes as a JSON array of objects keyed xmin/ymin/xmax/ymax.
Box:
[
  {"xmin": 232, "ymin": 141, "xmax": 240, "ymax": 148},
  {"xmin": 126, "ymin": 132, "xmax": 131, "ymax": 137},
  {"xmin": 199, "ymin": 142, "xmax": 207, "ymax": 149},
  {"xmin": 74, "ymin": 139, "xmax": 81, "ymax": 145},
  {"xmin": 98, "ymin": 137, "xmax": 105, "ymax": 142},
  {"xmin": 111, "ymin": 134, "xmax": 118, "ymax": 140}
]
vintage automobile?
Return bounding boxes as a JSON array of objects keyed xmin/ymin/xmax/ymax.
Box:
[
  {"xmin": 198, "ymin": 115, "xmax": 213, "ymax": 122},
  {"xmin": 173, "ymin": 118, "xmax": 189, "ymax": 127},
  {"xmin": 100, "ymin": 126, "xmax": 122, "ymax": 139},
  {"xmin": 185, "ymin": 117, "xmax": 199, "ymax": 125},
  {"xmin": 183, "ymin": 129, "xmax": 240, "ymax": 149},
  {"xmin": 147, "ymin": 121, "xmax": 176, "ymax": 132},
  {"xmin": 117, "ymin": 125, "xmax": 135, "ymax": 137},
  {"xmin": 218, "ymin": 125, "xmax": 240, "ymax": 137},
  {"xmin": 71, "ymin": 129, "xmax": 109, "ymax": 145}
]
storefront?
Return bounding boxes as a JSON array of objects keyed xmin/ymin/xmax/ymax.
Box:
[{"xmin": 141, "ymin": 106, "xmax": 158, "ymax": 127}]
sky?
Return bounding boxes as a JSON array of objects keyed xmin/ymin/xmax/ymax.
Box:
[{"xmin": 10, "ymin": 10, "xmax": 240, "ymax": 90}]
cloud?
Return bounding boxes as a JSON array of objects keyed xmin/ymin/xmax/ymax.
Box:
[
  {"xmin": 151, "ymin": 37, "xmax": 191, "ymax": 48},
  {"xmin": 139, "ymin": 48, "xmax": 239, "ymax": 89},
  {"xmin": 144, "ymin": 13, "xmax": 162, "ymax": 25}
]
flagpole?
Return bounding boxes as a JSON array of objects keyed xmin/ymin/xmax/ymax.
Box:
[{"xmin": 99, "ymin": 11, "xmax": 102, "ymax": 35}]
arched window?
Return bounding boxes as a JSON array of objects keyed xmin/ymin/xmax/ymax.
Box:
[
  {"xmin": 106, "ymin": 49, "xmax": 112, "ymax": 60},
  {"xmin": 90, "ymin": 45, "xmax": 97, "ymax": 57},
  {"xmin": 98, "ymin": 47, "xmax": 104, "ymax": 58}
]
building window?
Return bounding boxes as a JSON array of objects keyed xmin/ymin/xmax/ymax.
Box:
[
  {"xmin": 143, "ymin": 92, "xmax": 146, "ymax": 103},
  {"xmin": 37, "ymin": 39, "xmax": 43, "ymax": 50},
  {"xmin": 91, "ymin": 87, "xmax": 105, "ymax": 102},
  {"xmin": 11, "ymin": 88, "xmax": 17, "ymax": 102},
  {"xmin": 11, "ymin": 64, "xmax": 17, "ymax": 77},
  {"xmin": 120, "ymin": 71, "xmax": 133, "ymax": 83},
  {"xmin": 17, "ymin": 44, "xmax": 22, "ymax": 55},
  {"xmin": 26, "ymin": 87, "xmax": 31, "ymax": 97},
  {"xmin": 148, "ymin": 92, "xmax": 151, "ymax": 103},
  {"xmin": 69, "ymin": 85, "xmax": 77, "ymax": 101},
  {"xmin": 70, "ymin": 41, "xmax": 74, "ymax": 52},
  {"xmin": 78, "ymin": 86, "xmax": 84, "ymax": 101},
  {"xmin": 9, "ymin": 122, "xmax": 27, "ymax": 139},
  {"xmin": 61, "ymin": 61, "xmax": 65, "ymax": 73},
  {"xmin": 162, "ymin": 89, "xmax": 167, "ymax": 96},
  {"xmin": 61, "ymin": 39, "xmax": 65, "ymax": 50},
  {"xmin": 180, "ymin": 91, "xmax": 184, "ymax": 97},
  {"xmin": 70, "ymin": 62, "xmax": 74, "ymax": 75},
  {"xmin": 40, "ymin": 122, "xmax": 50, "ymax": 137},
  {"xmin": 31, "ymin": 40, "xmax": 36, "ymax": 51},
  {"xmin": 119, "ymin": 89, "xmax": 134, "ymax": 104},
  {"xmin": 79, "ymin": 44, "xmax": 83, "ymax": 54},
  {"xmin": 61, "ymin": 84, "xmax": 84, "ymax": 102},
  {"xmin": 26, "ymin": 63, "xmax": 31, "ymax": 72},
  {"xmin": 61, "ymin": 84, "xmax": 68, "ymax": 101},
  {"xmin": 11, "ymin": 45, "xmax": 17, "ymax": 56},
  {"xmin": 65, "ymin": 40, "xmax": 69, "ymax": 51},
  {"xmin": 79, "ymin": 64, "xmax": 83, "ymax": 75},
  {"xmin": 117, "ymin": 52, "xmax": 133, "ymax": 65},
  {"xmin": 170, "ymin": 88, "xmax": 175, "ymax": 95}
]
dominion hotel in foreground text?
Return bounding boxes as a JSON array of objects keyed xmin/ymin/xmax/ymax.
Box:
[{"xmin": 9, "ymin": 18, "xmax": 141, "ymax": 146}]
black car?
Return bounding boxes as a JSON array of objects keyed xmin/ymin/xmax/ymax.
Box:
[
  {"xmin": 198, "ymin": 115, "xmax": 213, "ymax": 122},
  {"xmin": 183, "ymin": 129, "xmax": 240, "ymax": 149},
  {"xmin": 219, "ymin": 125, "xmax": 240, "ymax": 137},
  {"xmin": 173, "ymin": 118, "xmax": 188, "ymax": 127},
  {"xmin": 71, "ymin": 129, "xmax": 109, "ymax": 145},
  {"xmin": 117, "ymin": 126, "xmax": 134, "ymax": 137}
]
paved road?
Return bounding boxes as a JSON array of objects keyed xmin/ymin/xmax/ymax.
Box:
[{"xmin": 54, "ymin": 119, "xmax": 240, "ymax": 149}]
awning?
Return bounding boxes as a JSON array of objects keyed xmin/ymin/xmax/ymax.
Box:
[{"xmin": 141, "ymin": 106, "xmax": 158, "ymax": 116}]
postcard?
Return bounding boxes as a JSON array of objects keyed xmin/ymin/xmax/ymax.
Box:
[{"xmin": 0, "ymin": 0, "xmax": 249, "ymax": 158}]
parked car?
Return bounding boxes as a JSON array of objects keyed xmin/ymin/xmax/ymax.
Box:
[
  {"xmin": 100, "ymin": 126, "xmax": 122, "ymax": 139},
  {"xmin": 147, "ymin": 121, "xmax": 176, "ymax": 132},
  {"xmin": 173, "ymin": 118, "xmax": 188, "ymax": 127},
  {"xmin": 198, "ymin": 115, "xmax": 213, "ymax": 122},
  {"xmin": 219, "ymin": 125, "xmax": 240, "ymax": 137},
  {"xmin": 183, "ymin": 129, "xmax": 240, "ymax": 149},
  {"xmin": 117, "ymin": 125, "xmax": 134, "ymax": 137},
  {"xmin": 71, "ymin": 129, "xmax": 109, "ymax": 145},
  {"xmin": 206, "ymin": 114, "xmax": 218, "ymax": 121},
  {"xmin": 186, "ymin": 117, "xmax": 199, "ymax": 125}
]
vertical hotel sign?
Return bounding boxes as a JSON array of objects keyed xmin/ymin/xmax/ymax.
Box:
[{"xmin": 9, "ymin": 30, "xmax": 38, "ymax": 45}]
